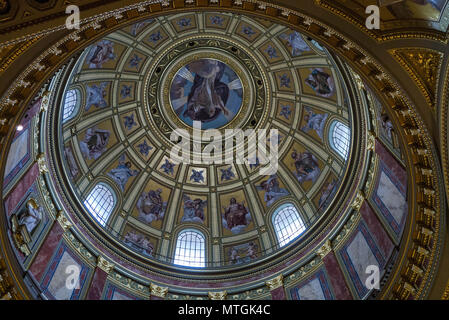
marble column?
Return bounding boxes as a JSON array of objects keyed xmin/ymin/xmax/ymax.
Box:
[
  {"xmin": 86, "ymin": 256, "xmax": 114, "ymax": 300},
  {"xmin": 318, "ymin": 240, "xmax": 353, "ymax": 300}
]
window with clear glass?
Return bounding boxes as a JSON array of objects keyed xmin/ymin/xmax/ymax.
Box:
[
  {"xmin": 273, "ymin": 204, "xmax": 306, "ymax": 247},
  {"xmin": 330, "ymin": 121, "xmax": 350, "ymax": 159},
  {"xmin": 83, "ymin": 183, "xmax": 115, "ymax": 227},
  {"xmin": 62, "ymin": 89, "xmax": 79, "ymax": 122},
  {"xmin": 173, "ymin": 229, "xmax": 206, "ymax": 268}
]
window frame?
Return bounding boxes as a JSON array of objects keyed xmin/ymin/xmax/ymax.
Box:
[
  {"xmin": 329, "ymin": 120, "xmax": 351, "ymax": 160},
  {"xmin": 62, "ymin": 88, "xmax": 81, "ymax": 123},
  {"xmin": 173, "ymin": 229, "xmax": 206, "ymax": 268},
  {"xmin": 83, "ymin": 182, "xmax": 116, "ymax": 227},
  {"xmin": 272, "ymin": 203, "xmax": 306, "ymax": 247}
]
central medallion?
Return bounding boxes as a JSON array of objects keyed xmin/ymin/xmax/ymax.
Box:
[{"xmin": 169, "ymin": 59, "xmax": 243, "ymax": 130}]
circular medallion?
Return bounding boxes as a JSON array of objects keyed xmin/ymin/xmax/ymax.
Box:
[{"xmin": 169, "ymin": 59, "xmax": 244, "ymax": 130}]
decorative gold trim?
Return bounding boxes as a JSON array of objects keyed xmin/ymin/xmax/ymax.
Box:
[
  {"xmin": 97, "ymin": 256, "xmax": 115, "ymax": 274},
  {"xmin": 56, "ymin": 211, "xmax": 72, "ymax": 232},
  {"xmin": 208, "ymin": 290, "xmax": 227, "ymax": 300},
  {"xmin": 150, "ymin": 283, "xmax": 168, "ymax": 298},
  {"xmin": 316, "ymin": 239, "xmax": 332, "ymax": 259},
  {"xmin": 265, "ymin": 274, "xmax": 283, "ymax": 291}
]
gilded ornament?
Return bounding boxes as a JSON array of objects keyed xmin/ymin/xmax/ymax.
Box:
[
  {"xmin": 265, "ymin": 274, "xmax": 283, "ymax": 290},
  {"xmin": 150, "ymin": 283, "xmax": 169, "ymax": 298}
]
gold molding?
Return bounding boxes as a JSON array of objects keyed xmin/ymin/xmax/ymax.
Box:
[
  {"xmin": 265, "ymin": 274, "xmax": 283, "ymax": 291},
  {"xmin": 208, "ymin": 290, "xmax": 227, "ymax": 300},
  {"xmin": 97, "ymin": 256, "xmax": 115, "ymax": 274},
  {"xmin": 150, "ymin": 283, "xmax": 168, "ymax": 298}
]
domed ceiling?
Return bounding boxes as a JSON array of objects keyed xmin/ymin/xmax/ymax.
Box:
[{"xmin": 58, "ymin": 12, "xmax": 352, "ymax": 267}]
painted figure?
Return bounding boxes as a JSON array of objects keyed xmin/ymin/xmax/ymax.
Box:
[
  {"xmin": 220, "ymin": 167, "xmax": 235, "ymax": 181},
  {"xmin": 291, "ymin": 150, "xmax": 321, "ymax": 184},
  {"xmin": 301, "ymin": 107, "xmax": 329, "ymax": 140},
  {"xmin": 85, "ymin": 82, "xmax": 108, "ymax": 111},
  {"xmin": 257, "ymin": 175, "xmax": 289, "ymax": 207},
  {"xmin": 79, "ymin": 126, "xmax": 110, "ymax": 161},
  {"xmin": 86, "ymin": 40, "xmax": 116, "ymax": 69},
  {"xmin": 305, "ymin": 68, "xmax": 335, "ymax": 98},
  {"xmin": 107, "ymin": 154, "xmax": 139, "ymax": 192},
  {"xmin": 170, "ymin": 59, "xmax": 243, "ymax": 128},
  {"xmin": 136, "ymin": 189, "xmax": 167, "ymax": 224},
  {"xmin": 318, "ymin": 179, "xmax": 337, "ymax": 209},
  {"xmin": 222, "ymin": 198, "xmax": 251, "ymax": 234},
  {"xmin": 280, "ymin": 31, "xmax": 311, "ymax": 56},
  {"xmin": 181, "ymin": 195, "xmax": 207, "ymax": 223},
  {"xmin": 124, "ymin": 230, "xmax": 154, "ymax": 257}
]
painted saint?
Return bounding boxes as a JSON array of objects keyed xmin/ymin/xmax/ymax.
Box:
[
  {"xmin": 107, "ymin": 154, "xmax": 139, "ymax": 192},
  {"xmin": 64, "ymin": 146, "xmax": 79, "ymax": 178},
  {"xmin": 18, "ymin": 199, "xmax": 42, "ymax": 234},
  {"xmin": 301, "ymin": 107, "xmax": 329, "ymax": 140},
  {"xmin": 79, "ymin": 126, "xmax": 110, "ymax": 161},
  {"xmin": 229, "ymin": 241, "xmax": 258, "ymax": 265},
  {"xmin": 136, "ymin": 189, "xmax": 167, "ymax": 224},
  {"xmin": 85, "ymin": 40, "xmax": 116, "ymax": 69},
  {"xmin": 123, "ymin": 230, "xmax": 154, "ymax": 257},
  {"xmin": 257, "ymin": 175, "xmax": 289, "ymax": 207},
  {"xmin": 170, "ymin": 59, "xmax": 243, "ymax": 129},
  {"xmin": 291, "ymin": 150, "xmax": 321, "ymax": 184},
  {"xmin": 181, "ymin": 195, "xmax": 207, "ymax": 223},
  {"xmin": 85, "ymin": 82, "xmax": 108, "ymax": 111},
  {"xmin": 280, "ymin": 31, "xmax": 311, "ymax": 56},
  {"xmin": 318, "ymin": 179, "xmax": 337, "ymax": 209},
  {"xmin": 305, "ymin": 68, "xmax": 335, "ymax": 98},
  {"xmin": 222, "ymin": 198, "xmax": 251, "ymax": 234}
]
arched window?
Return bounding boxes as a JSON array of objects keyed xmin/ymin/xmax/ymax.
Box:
[
  {"xmin": 329, "ymin": 120, "xmax": 350, "ymax": 159},
  {"xmin": 62, "ymin": 89, "xmax": 80, "ymax": 122},
  {"xmin": 272, "ymin": 203, "xmax": 306, "ymax": 247},
  {"xmin": 83, "ymin": 183, "xmax": 116, "ymax": 227},
  {"xmin": 173, "ymin": 229, "xmax": 206, "ymax": 268}
]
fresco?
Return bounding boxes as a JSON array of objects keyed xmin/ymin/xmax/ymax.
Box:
[
  {"xmin": 79, "ymin": 125, "xmax": 111, "ymax": 162},
  {"xmin": 220, "ymin": 190, "xmax": 253, "ymax": 235},
  {"xmin": 224, "ymin": 239, "xmax": 260, "ymax": 265},
  {"xmin": 84, "ymin": 82, "xmax": 110, "ymax": 113},
  {"xmin": 255, "ymin": 175, "xmax": 289, "ymax": 208},
  {"xmin": 107, "ymin": 154, "xmax": 139, "ymax": 192},
  {"xmin": 284, "ymin": 143, "xmax": 323, "ymax": 190},
  {"xmin": 179, "ymin": 194, "xmax": 208, "ymax": 224},
  {"xmin": 276, "ymin": 100, "xmax": 295, "ymax": 125},
  {"xmin": 123, "ymin": 226, "xmax": 156, "ymax": 257},
  {"xmin": 300, "ymin": 106, "xmax": 329, "ymax": 141},
  {"xmin": 314, "ymin": 173, "xmax": 338, "ymax": 211},
  {"xmin": 83, "ymin": 40, "xmax": 124, "ymax": 70},
  {"xmin": 134, "ymin": 182, "xmax": 170, "ymax": 229},
  {"xmin": 171, "ymin": 15, "xmax": 197, "ymax": 32},
  {"xmin": 300, "ymin": 68, "xmax": 336, "ymax": 99},
  {"xmin": 170, "ymin": 59, "xmax": 243, "ymax": 129},
  {"xmin": 63, "ymin": 144, "xmax": 80, "ymax": 179},
  {"xmin": 279, "ymin": 31, "xmax": 313, "ymax": 57}
]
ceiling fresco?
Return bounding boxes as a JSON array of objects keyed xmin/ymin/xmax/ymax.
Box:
[{"xmin": 59, "ymin": 11, "xmax": 352, "ymax": 267}]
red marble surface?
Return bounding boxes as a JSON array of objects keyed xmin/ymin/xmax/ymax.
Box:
[
  {"xmin": 29, "ymin": 222, "xmax": 64, "ymax": 282},
  {"xmin": 270, "ymin": 286, "xmax": 286, "ymax": 300},
  {"xmin": 86, "ymin": 268, "xmax": 108, "ymax": 300},
  {"xmin": 375, "ymin": 140, "xmax": 406, "ymax": 186},
  {"xmin": 360, "ymin": 201, "xmax": 394, "ymax": 258},
  {"xmin": 4, "ymin": 163, "xmax": 39, "ymax": 217},
  {"xmin": 323, "ymin": 252, "xmax": 353, "ymax": 300}
]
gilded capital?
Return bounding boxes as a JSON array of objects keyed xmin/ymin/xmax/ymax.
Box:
[
  {"xmin": 150, "ymin": 283, "xmax": 168, "ymax": 298},
  {"xmin": 351, "ymin": 191, "xmax": 365, "ymax": 211},
  {"xmin": 208, "ymin": 291, "xmax": 227, "ymax": 300},
  {"xmin": 316, "ymin": 239, "xmax": 332, "ymax": 259},
  {"xmin": 265, "ymin": 274, "xmax": 283, "ymax": 290},
  {"xmin": 97, "ymin": 256, "xmax": 114, "ymax": 274},
  {"xmin": 56, "ymin": 211, "xmax": 72, "ymax": 232}
]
